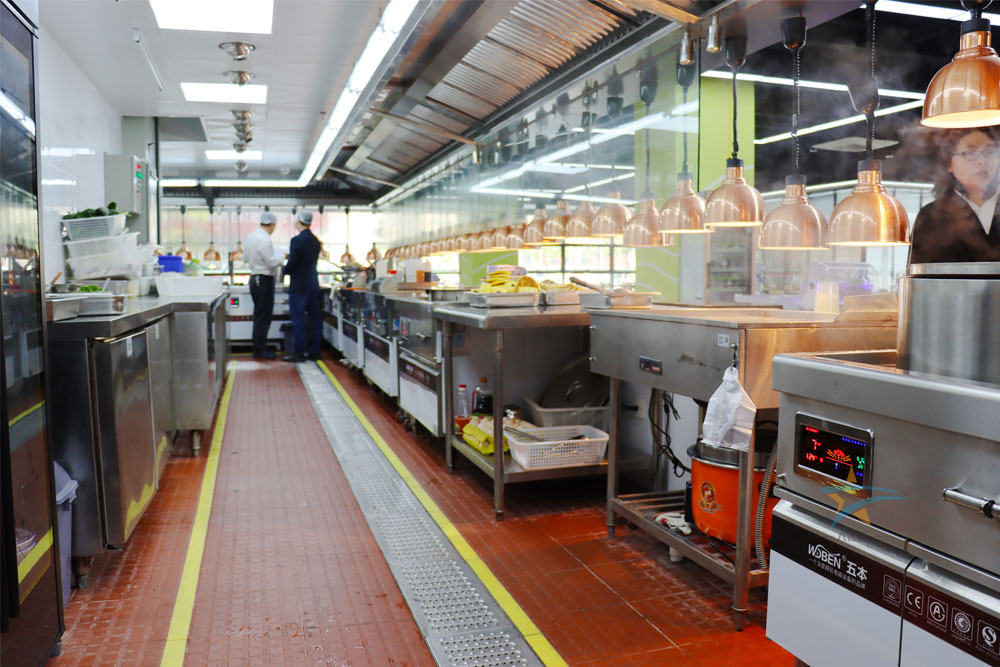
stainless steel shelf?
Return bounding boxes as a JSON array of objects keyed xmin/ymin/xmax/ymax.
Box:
[
  {"xmin": 450, "ymin": 436, "xmax": 606, "ymax": 483},
  {"xmin": 610, "ymin": 491, "xmax": 768, "ymax": 588}
]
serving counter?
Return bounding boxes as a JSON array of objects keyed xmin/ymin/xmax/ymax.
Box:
[
  {"xmin": 588, "ymin": 304, "xmax": 898, "ymax": 629},
  {"xmin": 47, "ymin": 291, "xmax": 228, "ymax": 586},
  {"xmin": 434, "ymin": 303, "xmax": 598, "ymax": 521}
]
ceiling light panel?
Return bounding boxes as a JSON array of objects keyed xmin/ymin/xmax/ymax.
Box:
[
  {"xmin": 205, "ymin": 149, "xmax": 263, "ymax": 160},
  {"xmin": 181, "ymin": 83, "xmax": 267, "ymax": 104},
  {"xmin": 149, "ymin": 0, "xmax": 275, "ymax": 34}
]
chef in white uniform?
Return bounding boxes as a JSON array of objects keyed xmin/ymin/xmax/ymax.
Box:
[{"xmin": 243, "ymin": 212, "xmax": 284, "ymax": 359}]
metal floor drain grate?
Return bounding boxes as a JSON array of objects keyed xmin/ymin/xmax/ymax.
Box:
[
  {"xmin": 439, "ymin": 630, "xmax": 530, "ymax": 666},
  {"xmin": 299, "ymin": 365, "xmax": 542, "ymax": 667}
]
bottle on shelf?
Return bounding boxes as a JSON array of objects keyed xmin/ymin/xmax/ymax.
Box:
[
  {"xmin": 472, "ymin": 377, "xmax": 493, "ymax": 415},
  {"xmin": 454, "ymin": 384, "xmax": 471, "ymax": 433}
]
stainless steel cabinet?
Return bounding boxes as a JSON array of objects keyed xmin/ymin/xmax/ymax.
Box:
[
  {"xmin": 91, "ymin": 331, "xmax": 157, "ymax": 547},
  {"xmin": 170, "ymin": 296, "xmax": 227, "ymax": 454},
  {"xmin": 146, "ymin": 317, "xmax": 172, "ymax": 481}
]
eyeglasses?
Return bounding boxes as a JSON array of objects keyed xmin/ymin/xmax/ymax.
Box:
[{"xmin": 953, "ymin": 146, "xmax": 1000, "ymax": 163}]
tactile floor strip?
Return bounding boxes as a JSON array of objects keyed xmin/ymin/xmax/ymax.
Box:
[{"xmin": 299, "ymin": 363, "xmax": 539, "ymax": 667}]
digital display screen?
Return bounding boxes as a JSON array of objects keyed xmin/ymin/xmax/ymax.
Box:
[{"xmin": 796, "ymin": 420, "xmax": 871, "ymax": 490}]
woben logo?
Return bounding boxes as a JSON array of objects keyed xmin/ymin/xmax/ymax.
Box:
[{"xmin": 807, "ymin": 543, "xmax": 842, "ymax": 569}]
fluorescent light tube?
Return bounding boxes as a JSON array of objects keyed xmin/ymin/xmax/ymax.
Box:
[
  {"xmin": 149, "ymin": 0, "xmax": 274, "ymax": 34},
  {"xmin": 702, "ymin": 70, "xmax": 925, "ymax": 100},
  {"xmin": 471, "ymin": 188, "xmax": 556, "ymax": 199},
  {"xmin": 301, "ymin": 0, "xmax": 422, "ymax": 183},
  {"xmin": 562, "ymin": 193, "xmax": 639, "ymax": 205},
  {"xmin": 202, "ymin": 179, "xmax": 302, "ymax": 188},
  {"xmin": 755, "ymin": 100, "xmax": 924, "ymax": 145},
  {"xmin": 132, "ymin": 29, "xmax": 163, "ymax": 92},
  {"xmin": 161, "ymin": 179, "xmax": 199, "ymax": 187},
  {"xmin": 563, "ymin": 172, "xmax": 635, "ymax": 194},
  {"xmin": 205, "ymin": 149, "xmax": 262, "ymax": 160},
  {"xmin": 41, "ymin": 179, "xmax": 76, "ymax": 186},
  {"xmin": 181, "ymin": 83, "xmax": 267, "ymax": 104},
  {"xmin": 872, "ymin": 0, "xmax": 999, "ymax": 22}
]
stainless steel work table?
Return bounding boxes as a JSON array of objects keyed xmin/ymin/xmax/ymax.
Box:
[
  {"xmin": 434, "ymin": 303, "xmax": 600, "ymax": 521},
  {"xmin": 588, "ymin": 305, "xmax": 898, "ymax": 629},
  {"xmin": 47, "ymin": 294, "xmax": 226, "ymax": 340}
]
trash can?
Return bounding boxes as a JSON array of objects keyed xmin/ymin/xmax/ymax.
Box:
[
  {"xmin": 281, "ymin": 322, "xmax": 294, "ymax": 353},
  {"xmin": 53, "ymin": 462, "xmax": 78, "ymax": 608}
]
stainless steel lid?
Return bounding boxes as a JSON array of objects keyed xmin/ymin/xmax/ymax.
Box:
[{"xmin": 909, "ymin": 262, "xmax": 1000, "ymax": 277}]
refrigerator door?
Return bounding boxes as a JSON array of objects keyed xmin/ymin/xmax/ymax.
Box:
[
  {"xmin": 0, "ymin": 3, "xmax": 62, "ymax": 661},
  {"xmin": 91, "ymin": 331, "xmax": 156, "ymax": 547}
]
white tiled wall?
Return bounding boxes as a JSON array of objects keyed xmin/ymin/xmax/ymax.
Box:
[{"xmin": 36, "ymin": 25, "xmax": 121, "ymax": 283}]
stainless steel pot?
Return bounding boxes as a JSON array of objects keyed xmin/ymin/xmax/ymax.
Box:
[{"xmin": 898, "ymin": 262, "xmax": 1000, "ymax": 384}]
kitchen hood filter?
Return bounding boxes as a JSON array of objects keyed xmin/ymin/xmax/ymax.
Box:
[
  {"xmin": 565, "ymin": 200, "xmax": 596, "ymax": 238},
  {"xmin": 543, "ymin": 200, "xmax": 570, "ymax": 240},
  {"xmin": 624, "ymin": 197, "xmax": 670, "ymax": 247},
  {"xmin": 592, "ymin": 192, "xmax": 630, "ymax": 237},
  {"xmin": 827, "ymin": 159, "xmax": 910, "ymax": 246},
  {"xmin": 760, "ymin": 176, "xmax": 828, "ymax": 250},
  {"xmin": 705, "ymin": 37, "xmax": 764, "ymax": 228},
  {"xmin": 659, "ymin": 172, "xmax": 708, "ymax": 234},
  {"xmin": 922, "ymin": 2, "xmax": 1000, "ymax": 128}
]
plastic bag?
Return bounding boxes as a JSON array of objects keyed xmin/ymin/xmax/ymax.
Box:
[{"xmin": 700, "ymin": 366, "xmax": 757, "ymax": 451}]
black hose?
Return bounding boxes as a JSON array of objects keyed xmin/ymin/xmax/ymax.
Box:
[{"xmin": 648, "ymin": 389, "xmax": 690, "ymax": 477}]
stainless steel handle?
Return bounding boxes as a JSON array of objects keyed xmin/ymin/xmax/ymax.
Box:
[{"xmin": 943, "ymin": 488, "xmax": 998, "ymax": 520}]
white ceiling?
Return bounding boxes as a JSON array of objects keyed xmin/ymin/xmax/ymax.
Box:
[{"xmin": 40, "ymin": 0, "xmax": 388, "ymax": 178}]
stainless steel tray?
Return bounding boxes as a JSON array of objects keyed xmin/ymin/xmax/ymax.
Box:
[
  {"xmin": 45, "ymin": 295, "xmax": 84, "ymax": 321},
  {"xmin": 78, "ymin": 293, "xmax": 128, "ymax": 315},
  {"xmin": 468, "ymin": 292, "xmax": 541, "ymax": 308},
  {"xmin": 579, "ymin": 292, "xmax": 655, "ymax": 309},
  {"xmin": 541, "ymin": 291, "xmax": 583, "ymax": 306}
]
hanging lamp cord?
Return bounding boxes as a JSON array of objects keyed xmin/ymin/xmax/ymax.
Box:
[
  {"xmin": 866, "ymin": 1, "xmax": 877, "ymax": 160},
  {"xmin": 793, "ymin": 48, "xmax": 801, "ymax": 176},
  {"xmin": 681, "ymin": 85, "xmax": 690, "ymax": 174},
  {"xmin": 731, "ymin": 66, "xmax": 739, "ymax": 161}
]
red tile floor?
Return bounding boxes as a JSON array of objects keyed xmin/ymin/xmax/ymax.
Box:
[{"xmin": 50, "ymin": 354, "xmax": 793, "ymax": 666}]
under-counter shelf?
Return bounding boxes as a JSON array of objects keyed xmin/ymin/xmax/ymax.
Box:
[{"xmin": 449, "ymin": 436, "xmax": 606, "ymax": 484}]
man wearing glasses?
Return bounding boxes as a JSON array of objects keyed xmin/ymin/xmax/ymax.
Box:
[{"xmin": 911, "ymin": 128, "xmax": 1000, "ymax": 264}]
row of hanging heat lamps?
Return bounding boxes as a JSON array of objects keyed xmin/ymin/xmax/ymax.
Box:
[{"xmin": 388, "ymin": 0, "xmax": 998, "ymax": 260}]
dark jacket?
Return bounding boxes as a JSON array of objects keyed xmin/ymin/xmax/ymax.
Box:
[
  {"xmin": 282, "ymin": 228, "xmax": 321, "ymax": 293},
  {"xmin": 909, "ymin": 191, "xmax": 1000, "ymax": 264}
]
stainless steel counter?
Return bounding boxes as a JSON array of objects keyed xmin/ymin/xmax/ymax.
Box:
[
  {"xmin": 47, "ymin": 293, "xmax": 226, "ymax": 340},
  {"xmin": 433, "ymin": 303, "xmax": 591, "ymax": 330}
]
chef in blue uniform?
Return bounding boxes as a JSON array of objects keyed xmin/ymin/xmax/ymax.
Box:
[
  {"xmin": 282, "ymin": 210, "xmax": 323, "ymax": 362},
  {"xmin": 910, "ymin": 127, "xmax": 1000, "ymax": 264}
]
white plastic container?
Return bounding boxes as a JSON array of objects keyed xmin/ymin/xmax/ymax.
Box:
[
  {"xmin": 67, "ymin": 250, "xmax": 143, "ymax": 279},
  {"xmin": 524, "ymin": 398, "xmax": 610, "ymax": 431},
  {"xmin": 63, "ymin": 214, "xmax": 127, "ymax": 240},
  {"xmin": 506, "ymin": 425, "xmax": 609, "ymax": 470},
  {"xmin": 154, "ymin": 275, "xmax": 224, "ymax": 297},
  {"xmin": 63, "ymin": 232, "xmax": 138, "ymax": 258}
]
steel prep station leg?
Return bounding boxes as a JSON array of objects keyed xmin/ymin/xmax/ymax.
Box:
[
  {"xmin": 606, "ymin": 378, "xmax": 622, "ymax": 538},
  {"xmin": 732, "ymin": 425, "xmax": 757, "ymax": 631},
  {"xmin": 443, "ymin": 321, "xmax": 454, "ymax": 473},
  {"xmin": 492, "ymin": 329, "xmax": 505, "ymax": 521}
]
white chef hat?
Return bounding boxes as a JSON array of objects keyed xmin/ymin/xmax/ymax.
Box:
[
  {"xmin": 260, "ymin": 212, "xmax": 278, "ymax": 225},
  {"xmin": 296, "ymin": 210, "xmax": 313, "ymax": 225}
]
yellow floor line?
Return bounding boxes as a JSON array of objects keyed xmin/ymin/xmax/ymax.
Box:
[
  {"xmin": 160, "ymin": 364, "xmax": 237, "ymax": 667},
  {"xmin": 316, "ymin": 361, "xmax": 567, "ymax": 667}
]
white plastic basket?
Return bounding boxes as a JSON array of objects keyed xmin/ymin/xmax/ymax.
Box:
[
  {"xmin": 67, "ymin": 251, "xmax": 142, "ymax": 279},
  {"xmin": 506, "ymin": 425, "xmax": 609, "ymax": 470},
  {"xmin": 63, "ymin": 214, "xmax": 127, "ymax": 240},
  {"xmin": 525, "ymin": 398, "xmax": 610, "ymax": 430},
  {"xmin": 63, "ymin": 232, "xmax": 138, "ymax": 258},
  {"xmin": 154, "ymin": 275, "xmax": 224, "ymax": 297}
]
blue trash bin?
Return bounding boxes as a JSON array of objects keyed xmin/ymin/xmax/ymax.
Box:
[{"xmin": 53, "ymin": 462, "xmax": 78, "ymax": 608}]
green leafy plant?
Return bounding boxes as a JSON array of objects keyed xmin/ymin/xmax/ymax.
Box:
[
  {"xmin": 77, "ymin": 285, "xmax": 104, "ymax": 292},
  {"xmin": 62, "ymin": 202, "xmax": 135, "ymax": 220}
]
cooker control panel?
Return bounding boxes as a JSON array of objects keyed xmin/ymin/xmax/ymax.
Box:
[{"xmin": 794, "ymin": 413, "xmax": 873, "ymax": 499}]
